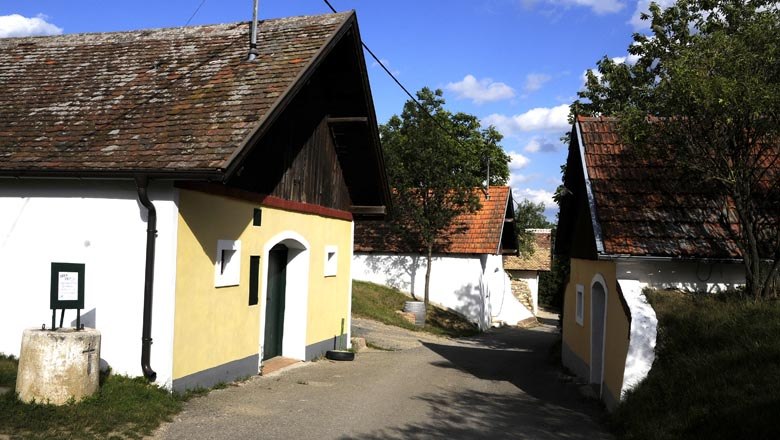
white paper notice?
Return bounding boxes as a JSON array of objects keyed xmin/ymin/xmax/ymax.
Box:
[{"xmin": 58, "ymin": 272, "xmax": 79, "ymax": 301}]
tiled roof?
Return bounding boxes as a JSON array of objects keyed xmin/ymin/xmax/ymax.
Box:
[
  {"xmin": 577, "ymin": 115, "xmax": 748, "ymax": 258},
  {"xmin": 355, "ymin": 186, "xmax": 513, "ymax": 255},
  {"xmin": 0, "ymin": 12, "xmax": 351, "ymax": 175},
  {"xmin": 504, "ymin": 229, "xmax": 551, "ymax": 271}
]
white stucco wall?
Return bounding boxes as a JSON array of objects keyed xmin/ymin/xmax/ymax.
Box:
[
  {"xmin": 0, "ymin": 179, "xmax": 178, "ymax": 387},
  {"xmin": 617, "ymin": 279, "xmax": 657, "ymax": 397},
  {"xmin": 616, "ymin": 259, "xmax": 745, "ymax": 292},
  {"xmin": 352, "ymin": 252, "xmax": 532, "ymax": 330},
  {"xmin": 486, "ymin": 255, "xmax": 534, "ymax": 326}
]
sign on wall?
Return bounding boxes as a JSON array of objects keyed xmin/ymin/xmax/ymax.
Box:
[{"xmin": 50, "ymin": 262, "xmax": 85, "ymax": 329}]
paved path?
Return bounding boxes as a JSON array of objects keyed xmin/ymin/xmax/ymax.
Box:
[{"xmin": 153, "ymin": 320, "xmax": 612, "ymax": 439}]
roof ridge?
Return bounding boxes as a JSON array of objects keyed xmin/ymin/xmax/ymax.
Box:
[{"xmin": 0, "ymin": 11, "xmax": 352, "ymax": 45}]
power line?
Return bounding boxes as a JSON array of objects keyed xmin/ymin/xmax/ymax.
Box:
[
  {"xmin": 321, "ymin": 0, "xmax": 482, "ymax": 161},
  {"xmin": 184, "ymin": 0, "xmax": 208, "ymax": 26}
]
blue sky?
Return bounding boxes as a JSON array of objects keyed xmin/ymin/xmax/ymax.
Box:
[{"xmin": 0, "ymin": 0, "xmax": 661, "ymax": 221}]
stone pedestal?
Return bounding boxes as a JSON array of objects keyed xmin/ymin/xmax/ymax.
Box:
[{"xmin": 16, "ymin": 328, "xmax": 101, "ymax": 405}]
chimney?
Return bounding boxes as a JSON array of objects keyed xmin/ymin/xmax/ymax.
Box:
[{"xmin": 247, "ymin": 0, "xmax": 259, "ymax": 61}]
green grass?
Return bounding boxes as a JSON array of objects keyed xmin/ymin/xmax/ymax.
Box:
[
  {"xmin": 610, "ymin": 290, "xmax": 780, "ymax": 439},
  {"xmin": 0, "ymin": 355, "xmax": 185, "ymax": 440},
  {"xmin": 352, "ymin": 280, "xmax": 479, "ymax": 338},
  {"xmin": 0, "ymin": 354, "xmax": 16, "ymax": 388}
]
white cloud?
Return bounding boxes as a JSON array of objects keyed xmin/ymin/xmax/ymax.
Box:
[
  {"xmin": 0, "ymin": 14, "xmax": 62, "ymax": 38},
  {"xmin": 523, "ymin": 137, "xmax": 559, "ymax": 153},
  {"xmin": 482, "ymin": 104, "xmax": 570, "ymax": 137},
  {"xmin": 445, "ymin": 74, "xmax": 515, "ymax": 104},
  {"xmin": 629, "ymin": 0, "xmax": 675, "ymax": 30},
  {"xmin": 508, "ymin": 152, "xmax": 530, "ymax": 170},
  {"xmin": 514, "ymin": 188, "xmax": 556, "ymax": 208},
  {"xmin": 509, "ymin": 173, "xmax": 531, "ymax": 186},
  {"xmin": 371, "ymin": 58, "xmax": 400, "ymax": 76},
  {"xmin": 554, "ymin": 0, "xmax": 626, "ymax": 14},
  {"xmin": 523, "ymin": 73, "xmax": 551, "ymax": 93},
  {"xmin": 580, "ymin": 53, "xmax": 641, "ymax": 86}
]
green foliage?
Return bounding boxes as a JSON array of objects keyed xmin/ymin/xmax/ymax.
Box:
[
  {"xmin": 381, "ymin": 87, "xmax": 511, "ymax": 306},
  {"xmin": 0, "ymin": 373, "xmax": 182, "ymax": 439},
  {"xmin": 574, "ymin": 0, "xmax": 780, "ymax": 297},
  {"xmin": 610, "ymin": 290, "xmax": 780, "ymax": 439},
  {"xmin": 538, "ymin": 255, "xmax": 568, "ymax": 310},
  {"xmin": 0, "ymin": 354, "xmax": 16, "ymax": 389},
  {"xmin": 514, "ymin": 199, "xmax": 554, "ymax": 257},
  {"xmin": 352, "ymin": 281, "xmax": 479, "ymax": 338}
]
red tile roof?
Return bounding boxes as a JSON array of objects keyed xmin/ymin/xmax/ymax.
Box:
[
  {"xmin": 0, "ymin": 12, "xmax": 351, "ymax": 175},
  {"xmin": 575, "ymin": 115, "xmax": 769, "ymax": 259},
  {"xmin": 504, "ymin": 229, "xmax": 552, "ymax": 271},
  {"xmin": 355, "ymin": 186, "xmax": 514, "ymax": 255}
]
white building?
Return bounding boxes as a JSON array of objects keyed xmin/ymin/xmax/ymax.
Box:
[{"xmin": 352, "ymin": 187, "xmax": 535, "ymax": 330}]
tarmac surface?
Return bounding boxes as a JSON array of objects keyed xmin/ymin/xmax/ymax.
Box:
[{"xmin": 152, "ymin": 316, "xmax": 613, "ymax": 439}]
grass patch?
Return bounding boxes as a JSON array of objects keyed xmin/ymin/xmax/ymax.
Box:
[
  {"xmin": 352, "ymin": 281, "xmax": 479, "ymax": 338},
  {"xmin": 0, "ymin": 354, "xmax": 17, "ymax": 388},
  {"xmin": 0, "ymin": 354, "xmax": 183, "ymax": 439},
  {"xmin": 610, "ymin": 291, "xmax": 780, "ymax": 439}
]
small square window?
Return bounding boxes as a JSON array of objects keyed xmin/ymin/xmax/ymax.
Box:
[
  {"xmin": 215, "ymin": 240, "xmax": 241, "ymax": 287},
  {"xmin": 575, "ymin": 284, "xmax": 584, "ymax": 326},
  {"xmin": 324, "ymin": 245, "xmax": 337, "ymax": 277}
]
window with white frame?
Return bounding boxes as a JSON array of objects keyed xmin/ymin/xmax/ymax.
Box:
[
  {"xmin": 215, "ymin": 240, "xmax": 241, "ymax": 287},
  {"xmin": 324, "ymin": 245, "xmax": 337, "ymax": 277},
  {"xmin": 575, "ymin": 284, "xmax": 584, "ymax": 326}
]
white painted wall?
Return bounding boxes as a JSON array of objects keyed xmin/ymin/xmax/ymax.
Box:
[
  {"xmin": 0, "ymin": 179, "xmax": 179, "ymax": 388},
  {"xmin": 486, "ymin": 255, "xmax": 534, "ymax": 326},
  {"xmin": 617, "ymin": 279, "xmax": 657, "ymax": 397},
  {"xmin": 352, "ymin": 253, "xmax": 532, "ymax": 330},
  {"xmin": 616, "ymin": 259, "xmax": 745, "ymax": 292}
]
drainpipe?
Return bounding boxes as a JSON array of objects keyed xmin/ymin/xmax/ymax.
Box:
[{"xmin": 136, "ymin": 176, "xmax": 158, "ymax": 382}]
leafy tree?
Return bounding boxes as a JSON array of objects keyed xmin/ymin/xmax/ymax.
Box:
[
  {"xmin": 574, "ymin": 0, "xmax": 780, "ymax": 298},
  {"xmin": 514, "ymin": 199, "xmax": 553, "ymax": 257},
  {"xmin": 381, "ymin": 87, "xmax": 510, "ymax": 308}
]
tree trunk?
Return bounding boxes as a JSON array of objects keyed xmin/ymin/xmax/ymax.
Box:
[{"xmin": 424, "ymin": 244, "xmax": 433, "ymax": 320}]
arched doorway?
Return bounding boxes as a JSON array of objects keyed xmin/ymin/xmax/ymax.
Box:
[
  {"xmin": 590, "ymin": 275, "xmax": 607, "ymax": 395},
  {"xmin": 263, "ymin": 244, "xmax": 288, "ymax": 360},
  {"xmin": 260, "ymin": 233, "xmax": 310, "ymax": 363}
]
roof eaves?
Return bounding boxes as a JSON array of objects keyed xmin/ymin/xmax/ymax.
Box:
[
  {"xmin": 575, "ymin": 119, "xmax": 606, "ymax": 254},
  {"xmin": 221, "ymin": 11, "xmax": 355, "ymax": 181}
]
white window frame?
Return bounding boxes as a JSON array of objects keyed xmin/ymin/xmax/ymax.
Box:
[
  {"xmin": 324, "ymin": 245, "xmax": 338, "ymax": 277},
  {"xmin": 575, "ymin": 284, "xmax": 585, "ymax": 326},
  {"xmin": 215, "ymin": 239, "xmax": 241, "ymax": 287}
]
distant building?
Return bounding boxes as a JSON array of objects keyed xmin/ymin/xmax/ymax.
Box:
[
  {"xmin": 352, "ymin": 186, "xmax": 534, "ymax": 330},
  {"xmin": 503, "ymin": 229, "xmax": 552, "ymax": 316}
]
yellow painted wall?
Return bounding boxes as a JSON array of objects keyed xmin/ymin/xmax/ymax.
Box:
[
  {"xmin": 562, "ymin": 258, "xmax": 630, "ymax": 402},
  {"xmin": 172, "ymin": 189, "xmax": 352, "ymax": 380}
]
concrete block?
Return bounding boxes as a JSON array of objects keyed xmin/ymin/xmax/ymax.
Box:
[{"xmin": 16, "ymin": 328, "xmax": 101, "ymax": 405}]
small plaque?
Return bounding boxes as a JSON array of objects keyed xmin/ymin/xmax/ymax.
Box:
[{"xmin": 51, "ymin": 263, "xmax": 85, "ymax": 310}]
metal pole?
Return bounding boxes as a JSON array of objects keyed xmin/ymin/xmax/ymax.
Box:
[{"xmin": 247, "ymin": 0, "xmax": 259, "ymax": 61}]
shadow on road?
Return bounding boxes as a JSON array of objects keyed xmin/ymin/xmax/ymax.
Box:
[
  {"xmin": 340, "ymin": 387, "xmax": 610, "ymax": 440},
  {"xmin": 341, "ymin": 327, "xmax": 612, "ymax": 440}
]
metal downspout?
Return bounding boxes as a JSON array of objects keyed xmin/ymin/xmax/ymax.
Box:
[{"xmin": 136, "ymin": 176, "xmax": 158, "ymax": 382}]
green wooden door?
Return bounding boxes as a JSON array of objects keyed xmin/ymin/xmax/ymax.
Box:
[{"xmin": 263, "ymin": 245, "xmax": 288, "ymax": 360}]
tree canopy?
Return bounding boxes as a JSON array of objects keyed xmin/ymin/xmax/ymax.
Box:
[
  {"xmin": 574, "ymin": 0, "xmax": 780, "ymax": 297},
  {"xmin": 514, "ymin": 199, "xmax": 554, "ymax": 257},
  {"xmin": 381, "ymin": 87, "xmax": 510, "ymax": 306}
]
